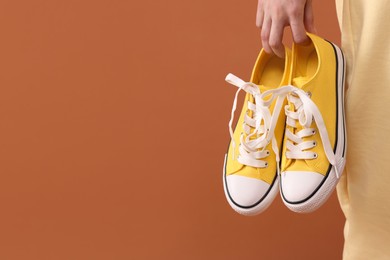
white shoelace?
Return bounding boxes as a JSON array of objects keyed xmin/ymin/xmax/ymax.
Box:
[
  {"xmin": 226, "ymin": 73, "xmax": 340, "ymax": 178},
  {"xmin": 225, "ymin": 73, "xmax": 285, "ymax": 174},
  {"xmin": 283, "ymin": 86, "xmax": 340, "ymax": 178}
]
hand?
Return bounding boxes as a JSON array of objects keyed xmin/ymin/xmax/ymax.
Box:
[{"xmin": 256, "ymin": 0, "xmax": 317, "ymax": 58}]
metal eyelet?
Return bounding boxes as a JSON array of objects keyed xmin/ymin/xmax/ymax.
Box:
[
  {"xmin": 306, "ymin": 91, "xmax": 312, "ymax": 97},
  {"xmin": 313, "ymin": 141, "xmax": 317, "ymax": 146},
  {"xmin": 313, "ymin": 153, "xmax": 318, "ymax": 158},
  {"xmin": 264, "ymin": 162, "xmax": 269, "ymax": 168},
  {"xmin": 312, "ymin": 129, "xmax": 316, "ymax": 135},
  {"xmin": 266, "ymin": 150, "xmax": 270, "ymax": 155}
]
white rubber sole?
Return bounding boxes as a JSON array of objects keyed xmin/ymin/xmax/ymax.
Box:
[
  {"xmin": 222, "ymin": 154, "xmax": 279, "ymax": 216},
  {"xmin": 281, "ymin": 42, "xmax": 347, "ymax": 213}
]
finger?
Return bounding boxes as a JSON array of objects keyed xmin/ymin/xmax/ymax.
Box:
[
  {"xmin": 256, "ymin": 0, "xmax": 264, "ymax": 27},
  {"xmin": 261, "ymin": 16, "xmax": 272, "ymax": 54},
  {"xmin": 304, "ymin": 0, "xmax": 317, "ymax": 33},
  {"xmin": 290, "ymin": 15, "xmax": 310, "ymax": 45},
  {"xmin": 269, "ymin": 17, "xmax": 285, "ymax": 58}
]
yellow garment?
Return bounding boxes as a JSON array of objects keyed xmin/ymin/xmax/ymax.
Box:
[{"xmin": 336, "ymin": 0, "xmax": 390, "ymax": 259}]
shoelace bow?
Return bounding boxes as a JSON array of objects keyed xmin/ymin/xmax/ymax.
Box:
[{"xmin": 226, "ymin": 73, "xmax": 340, "ymax": 178}]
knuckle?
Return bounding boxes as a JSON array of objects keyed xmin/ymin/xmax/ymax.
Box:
[
  {"xmin": 272, "ymin": 6, "xmax": 284, "ymax": 20},
  {"xmin": 288, "ymin": 5, "xmax": 303, "ymax": 17}
]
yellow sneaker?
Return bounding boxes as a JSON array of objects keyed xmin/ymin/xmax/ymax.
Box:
[
  {"xmin": 280, "ymin": 33, "xmax": 347, "ymax": 213},
  {"xmin": 223, "ymin": 48, "xmax": 291, "ymax": 215}
]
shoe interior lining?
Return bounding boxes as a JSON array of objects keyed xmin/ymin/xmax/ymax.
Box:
[
  {"xmin": 253, "ymin": 55, "xmax": 285, "ymax": 88},
  {"xmin": 294, "ymin": 42, "xmax": 318, "ymax": 80}
]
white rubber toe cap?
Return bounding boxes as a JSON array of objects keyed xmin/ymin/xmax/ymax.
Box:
[
  {"xmin": 281, "ymin": 171, "xmax": 324, "ymax": 203},
  {"xmin": 226, "ymin": 175, "xmax": 270, "ymax": 207}
]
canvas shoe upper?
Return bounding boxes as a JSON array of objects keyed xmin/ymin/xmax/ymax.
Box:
[
  {"xmin": 223, "ymin": 48, "xmax": 291, "ymax": 216},
  {"xmin": 280, "ymin": 33, "xmax": 347, "ymax": 213}
]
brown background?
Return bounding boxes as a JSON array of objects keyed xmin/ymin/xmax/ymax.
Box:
[{"xmin": 0, "ymin": 0, "xmax": 343, "ymax": 259}]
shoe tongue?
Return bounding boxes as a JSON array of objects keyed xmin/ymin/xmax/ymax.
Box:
[
  {"xmin": 292, "ymin": 76, "xmax": 310, "ymax": 88},
  {"xmin": 246, "ymin": 84, "xmax": 274, "ymax": 140}
]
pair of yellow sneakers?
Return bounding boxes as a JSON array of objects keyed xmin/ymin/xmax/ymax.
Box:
[{"xmin": 223, "ymin": 33, "xmax": 346, "ymax": 215}]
